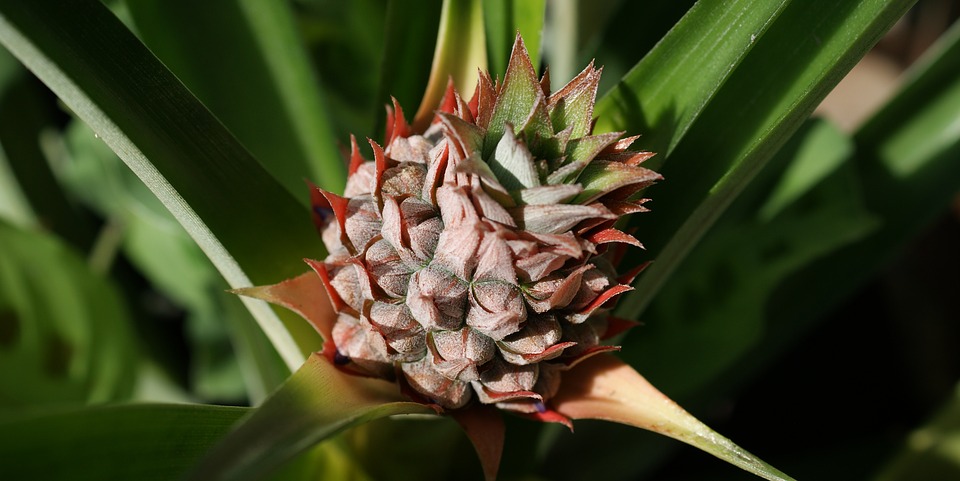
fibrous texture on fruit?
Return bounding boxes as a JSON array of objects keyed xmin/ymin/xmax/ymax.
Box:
[{"xmin": 304, "ymin": 35, "xmax": 660, "ymax": 415}]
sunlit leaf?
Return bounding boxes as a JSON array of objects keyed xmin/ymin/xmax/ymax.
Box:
[
  {"xmin": 412, "ymin": 0, "xmax": 487, "ymax": 130},
  {"xmin": 616, "ymin": 0, "xmax": 916, "ymax": 320},
  {"xmin": 593, "ymin": 0, "xmax": 790, "ymax": 159},
  {"xmin": 484, "ymin": 0, "xmax": 546, "ymax": 76}
]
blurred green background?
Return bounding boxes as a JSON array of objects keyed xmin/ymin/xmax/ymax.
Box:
[{"xmin": 0, "ymin": 0, "xmax": 958, "ymax": 480}]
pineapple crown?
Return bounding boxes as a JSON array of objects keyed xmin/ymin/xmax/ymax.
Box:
[{"xmin": 301, "ymin": 34, "xmax": 660, "ymax": 417}]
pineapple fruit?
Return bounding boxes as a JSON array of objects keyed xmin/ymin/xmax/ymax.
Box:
[{"xmin": 306, "ymin": 34, "xmax": 661, "ymax": 416}]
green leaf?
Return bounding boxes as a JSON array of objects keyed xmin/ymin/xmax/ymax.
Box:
[
  {"xmin": 857, "ymin": 16, "xmax": 960, "ymax": 184},
  {"xmin": 584, "ymin": 16, "xmax": 959, "ymax": 479},
  {"xmin": 489, "ymin": 125, "xmax": 540, "ymax": 191},
  {"xmin": 0, "ymin": 50, "xmax": 36, "ymax": 229},
  {"xmin": 872, "ymin": 382, "xmax": 960, "ymax": 481},
  {"xmin": 483, "ymin": 33, "xmax": 542, "ymax": 157},
  {"xmin": 484, "ymin": 0, "xmax": 546, "ymax": 77},
  {"xmin": 621, "ymin": 119, "xmax": 879, "ymax": 397},
  {"xmin": 184, "ymin": 354, "xmax": 433, "ymax": 481},
  {"xmin": 0, "ymin": 74, "xmax": 99, "ymax": 247},
  {"xmin": 572, "ymin": 160, "xmax": 660, "ymax": 205},
  {"xmin": 0, "ymin": 41, "xmax": 19, "ymax": 86},
  {"xmin": 0, "ymin": 0, "xmax": 323, "ymax": 369},
  {"xmin": 125, "ymin": 0, "xmax": 346, "ymax": 194},
  {"xmin": 758, "ymin": 120, "xmax": 856, "ymax": 220},
  {"xmin": 0, "ymin": 136, "xmax": 31, "ymax": 227},
  {"xmin": 0, "ymin": 220, "xmax": 137, "ymax": 407},
  {"xmin": 294, "ymin": 0, "xmax": 390, "ymax": 142},
  {"xmin": 412, "ymin": 0, "xmax": 487, "ymax": 130},
  {"xmin": 0, "ymin": 403, "xmax": 249, "ymax": 480},
  {"xmin": 616, "ymin": 0, "xmax": 916, "ymax": 320},
  {"xmin": 216, "ymin": 289, "xmax": 291, "ymax": 404},
  {"xmin": 55, "ymin": 117, "xmax": 290, "ymax": 401},
  {"xmin": 753, "ymin": 14, "xmax": 960, "ymax": 365},
  {"xmin": 582, "ymin": 1, "xmax": 697, "ymax": 97},
  {"xmin": 373, "ymin": 0, "xmax": 441, "ymax": 136},
  {"xmin": 344, "ymin": 416, "xmax": 466, "ymax": 481},
  {"xmin": 593, "ymin": 0, "xmax": 791, "ymax": 159}
]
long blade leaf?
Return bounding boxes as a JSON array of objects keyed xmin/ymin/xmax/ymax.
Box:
[
  {"xmin": 412, "ymin": 0, "xmax": 488, "ymax": 130},
  {"xmin": 0, "ymin": 0, "xmax": 324, "ymax": 369},
  {"xmin": 593, "ymin": 0, "xmax": 791, "ymax": 160},
  {"xmin": 616, "ymin": 0, "xmax": 916, "ymax": 320},
  {"xmin": 375, "ymin": 0, "xmax": 442, "ymax": 135},
  {"xmin": 183, "ymin": 354, "xmax": 432, "ymax": 481},
  {"xmin": 0, "ymin": 404, "xmax": 249, "ymax": 481},
  {"xmin": 752, "ymin": 14, "xmax": 960, "ymax": 362},
  {"xmin": 125, "ymin": 0, "xmax": 346, "ymax": 194},
  {"xmin": 484, "ymin": 0, "xmax": 546, "ymax": 76}
]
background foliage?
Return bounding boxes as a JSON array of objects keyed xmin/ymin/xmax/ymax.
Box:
[{"xmin": 0, "ymin": 0, "xmax": 958, "ymax": 480}]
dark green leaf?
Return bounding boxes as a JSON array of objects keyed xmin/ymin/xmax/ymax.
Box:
[
  {"xmin": 0, "ymin": 403, "xmax": 248, "ymax": 481},
  {"xmin": 184, "ymin": 354, "xmax": 433, "ymax": 481},
  {"xmin": 125, "ymin": 0, "xmax": 346, "ymax": 194},
  {"xmin": 374, "ymin": 0, "xmax": 441, "ymax": 136},
  {"xmin": 0, "ymin": 0, "xmax": 323, "ymax": 368},
  {"xmin": 484, "ymin": 0, "xmax": 546, "ymax": 76},
  {"xmin": 621, "ymin": 119, "xmax": 879, "ymax": 397},
  {"xmin": 755, "ymin": 14, "xmax": 960, "ymax": 367},
  {"xmin": 57, "ymin": 118, "xmax": 290, "ymax": 401},
  {"xmin": 583, "ymin": 1, "xmax": 697, "ymax": 97},
  {"xmin": 593, "ymin": 0, "xmax": 791, "ymax": 159},
  {"xmin": 412, "ymin": 0, "xmax": 487, "ymax": 130},
  {"xmin": 616, "ymin": 0, "xmax": 916, "ymax": 320},
  {"xmin": 216, "ymin": 289, "xmax": 291, "ymax": 404},
  {"xmin": 0, "ymin": 220, "xmax": 137, "ymax": 407},
  {"xmin": 0, "ymin": 74, "xmax": 99, "ymax": 248}
]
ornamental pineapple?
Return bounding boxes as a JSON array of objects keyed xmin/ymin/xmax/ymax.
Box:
[{"xmin": 308, "ymin": 35, "xmax": 660, "ymax": 415}]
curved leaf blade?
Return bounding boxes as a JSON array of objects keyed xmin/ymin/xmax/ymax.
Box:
[
  {"xmin": 484, "ymin": 0, "xmax": 546, "ymax": 76},
  {"xmin": 0, "ymin": 74, "xmax": 99, "ymax": 245},
  {"xmin": 412, "ymin": 0, "xmax": 488, "ymax": 130},
  {"xmin": 553, "ymin": 354, "xmax": 796, "ymax": 481},
  {"xmin": 0, "ymin": 0, "xmax": 323, "ymax": 369},
  {"xmin": 183, "ymin": 354, "xmax": 433, "ymax": 481},
  {"xmin": 616, "ymin": 0, "xmax": 917, "ymax": 320},
  {"xmin": 375, "ymin": 0, "xmax": 442, "ymax": 135},
  {"xmin": 125, "ymin": 0, "xmax": 346, "ymax": 194},
  {"xmin": 748, "ymin": 16, "xmax": 960, "ymax": 376},
  {"xmin": 624, "ymin": 119, "xmax": 877, "ymax": 397},
  {"xmin": 593, "ymin": 0, "xmax": 791, "ymax": 160}
]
